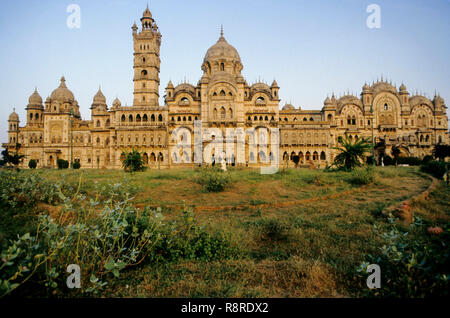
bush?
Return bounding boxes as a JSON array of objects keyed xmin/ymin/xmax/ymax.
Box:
[
  {"xmin": 196, "ymin": 167, "xmax": 231, "ymax": 192},
  {"xmin": 357, "ymin": 217, "xmax": 449, "ymax": 297},
  {"xmin": 383, "ymin": 155, "xmax": 394, "ymax": 166},
  {"xmin": 0, "ymin": 179, "xmax": 163, "ymax": 297},
  {"xmin": 349, "ymin": 167, "xmax": 375, "ymax": 185},
  {"xmin": 420, "ymin": 161, "xmax": 449, "ymax": 179},
  {"xmin": 72, "ymin": 161, "xmax": 81, "ymax": 169},
  {"xmin": 149, "ymin": 209, "xmax": 239, "ymax": 263},
  {"xmin": 28, "ymin": 159, "xmax": 37, "ymax": 169},
  {"xmin": 57, "ymin": 159, "xmax": 69, "ymax": 169},
  {"xmin": 397, "ymin": 157, "xmax": 422, "ymax": 166},
  {"xmin": 258, "ymin": 218, "xmax": 293, "ymax": 242},
  {"xmin": 422, "ymin": 155, "xmax": 434, "ymax": 164},
  {"xmin": 122, "ymin": 149, "xmax": 145, "ymax": 172}
]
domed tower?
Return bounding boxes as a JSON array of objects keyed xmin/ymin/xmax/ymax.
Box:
[
  {"xmin": 361, "ymin": 83, "xmax": 373, "ymax": 112},
  {"xmin": 8, "ymin": 109, "xmax": 19, "ymax": 145},
  {"xmin": 45, "ymin": 77, "xmax": 81, "ymax": 118},
  {"xmin": 201, "ymin": 27, "xmax": 243, "ymax": 80},
  {"xmin": 132, "ymin": 5, "xmax": 162, "ymax": 107},
  {"xmin": 26, "ymin": 88, "xmax": 44, "ymax": 126},
  {"xmin": 91, "ymin": 88, "xmax": 109, "ymax": 129}
]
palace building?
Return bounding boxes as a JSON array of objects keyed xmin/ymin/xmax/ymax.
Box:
[{"xmin": 3, "ymin": 6, "xmax": 449, "ymax": 169}]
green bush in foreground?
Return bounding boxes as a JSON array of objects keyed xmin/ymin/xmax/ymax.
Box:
[{"xmin": 357, "ymin": 217, "xmax": 449, "ymax": 297}]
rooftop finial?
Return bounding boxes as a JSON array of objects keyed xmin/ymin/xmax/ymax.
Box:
[{"xmin": 220, "ymin": 25, "xmax": 224, "ymax": 37}]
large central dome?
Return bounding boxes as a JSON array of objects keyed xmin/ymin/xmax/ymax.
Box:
[
  {"xmin": 50, "ymin": 77, "xmax": 75, "ymax": 102},
  {"xmin": 203, "ymin": 32, "xmax": 241, "ymax": 63}
]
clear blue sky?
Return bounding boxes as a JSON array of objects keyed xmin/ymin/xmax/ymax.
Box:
[{"xmin": 1, "ymin": 0, "xmax": 449, "ymax": 146}]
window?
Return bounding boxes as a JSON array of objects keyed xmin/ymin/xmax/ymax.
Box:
[
  {"xmin": 141, "ymin": 70, "xmax": 148, "ymax": 76},
  {"xmin": 220, "ymin": 63, "xmax": 225, "ymax": 71},
  {"xmin": 384, "ymin": 103, "xmax": 388, "ymax": 110},
  {"xmin": 158, "ymin": 114, "xmax": 163, "ymax": 122},
  {"xmin": 96, "ymin": 120, "xmax": 100, "ymax": 127}
]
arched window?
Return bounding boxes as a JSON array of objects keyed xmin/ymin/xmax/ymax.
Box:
[
  {"xmin": 35, "ymin": 113, "xmax": 39, "ymax": 120},
  {"xmin": 328, "ymin": 114, "xmax": 332, "ymax": 121},
  {"xmin": 229, "ymin": 108, "xmax": 233, "ymax": 118},
  {"xmin": 214, "ymin": 108, "xmax": 218, "ymax": 119},
  {"xmin": 313, "ymin": 152, "xmax": 318, "ymax": 161},
  {"xmin": 384, "ymin": 103, "xmax": 388, "ymax": 110},
  {"xmin": 158, "ymin": 114, "xmax": 163, "ymax": 122},
  {"xmin": 141, "ymin": 70, "xmax": 148, "ymax": 76},
  {"xmin": 320, "ymin": 151, "xmax": 326, "ymax": 160},
  {"xmin": 183, "ymin": 116, "xmax": 186, "ymax": 122},
  {"xmin": 220, "ymin": 107, "xmax": 226, "ymax": 119},
  {"xmin": 96, "ymin": 120, "xmax": 100, "ymax": 127},
  {"xmin": 220, "ymin": 90, "xmax": 226, "ymax": 96},
  {"xmin": 106, "ymin": 119, "xmax": 110, "ymax": 127},
  {"xmin": 136, "ymin": 114, "xmax": 141, "ymax": 122},
  {"xmin": 151, "ymin": 114, "xmax": 156, "ymax": 122},
  {"xmin": 303, "ymin": 118, "xmax": 307, "ymax": 122},
  {"xmin": 129, "ymin": 115, "xmax": 133, "ymax": 122},
  {"xmin": 121, "ymin": 115, "xmax": 126, "ymax": 122},
  {"xmin": 30, "ymin": 113, "xmax": 33, "ymax": 120},
  {"xmin": 143, "ymin": 114, "xmax": 148, "ymax": 122},
  {"xmin": 177, "ymin": 116, "xmax": 181, "ymax": 122},
  {"xmin": 351, "ymin": 115, "xmax": 356, "ymax": 125},
  {"xmin": 220, "ymin": 63, "xmax": 225, "ymax": 71}
]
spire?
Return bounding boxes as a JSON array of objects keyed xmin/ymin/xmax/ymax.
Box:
[
  {"xmin": 220, "ymin": 25, "xmax": 224, "ymax": 37},
  {"xmin": 60, "ymin": 76, "xmax": 67, "ymax": 88}
]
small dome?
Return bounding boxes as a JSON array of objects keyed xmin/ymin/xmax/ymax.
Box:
[
  {"xmin": 324, "ymin": 97, "xmax": 332, "ymax": 105},
  {"xmin": 282, "ymin": 103, "xmax": 295, "ymax": 111},
  {"xmin": 9, "ymin": 109, "xmax": 19, "ymax": 121},
  {"xmin": 28, "ymin": 88, "xmax": 43, "ymax": 105},
  {"xmin": 362, "ymin": 83, "xmax": 371, "ymax": 91},
  {"xmin": 112, "ymin": 97, "xmax": 121, "ymax": 108},
  {"xmin": 399, "ymin": 83, "xmax": 407, "ymax": 91},
  {"xmin": 271, "ymin": 80, "xmax": 279, "ymax": 88},
  {"xmin": 204, "ymin": 33, "xmax": 241, "ymax": 64},
  {"xmin": 50, "ymin": 77, "xmax": 75, "ymax": 102},
  {"xmin": 93, "ymin": 88, "xmax": 106, "ymax": 104},
  {"xmin": 142, "ymin": 6, "xmax": 152, "ymax": 18},
  {"xmin": 166, "ymin": 80, "xmax": 174, "ymax": 88}
]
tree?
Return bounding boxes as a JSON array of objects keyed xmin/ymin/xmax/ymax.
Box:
[
  {"xmin": 433, "ymin": 144, "xmax": 450, "ymax": 162},
  {"xmin": 391, "ymin": 145, "xmax": 401, "ymax": 166},
  {"xmin": 122, "ymin": 149, "xmax": 145, "ymax": 172},
  {"xmin": 0, "ymin": 149, "xmax": 24, "ymax": 168},
  {"xmin": 331, "ymin": 135, "xmax": 372, "ymax": 171}
]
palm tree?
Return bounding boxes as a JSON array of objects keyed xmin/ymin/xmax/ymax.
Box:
[
  {"xmin": 331, "ymin": 135, "xmax": 372, "ymax": 171},
  {"xmin": 122, "ymin": 149, "xmax": 145, "ymax": 172}
]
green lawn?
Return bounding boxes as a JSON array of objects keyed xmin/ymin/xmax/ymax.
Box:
[{"xmin": 1, "ymin": 166, "xmax": 448, "ymax": 297}]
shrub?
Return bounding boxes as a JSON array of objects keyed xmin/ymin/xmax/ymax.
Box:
[
  {"xmin": 383, "ymin": 155, "xmax": 394, "ymax": 166},
  {"xmin": 72, "ymin": 161, "xmax": 81, "ymax": 169},
  {"xmin": 349, "ymin": 167, "xmax": 375, "ymax": 185},
  {"xmin": 149, "ymin": 209, "xmax": 239, "ymax": 263},
  {"xmin": 196, "ymin": 167, "xmax": 231, "ymax": 192},
  {"xmin": 331, "ymin": 135, "xmax": 372, "ymax": 171},
  {"xmin": 57, "ymin": 159, "xmax": 69, "ymax": 169},
  {"xmin": 258, "ymin": 218, "xmax": 293, "ymax": 242},
  {"xmin": 122, "ymin": 149, "xmax": 145, "ymax": 172},
  {"xmin": 357, "ymin": 217, "xmax": 449, "ymax": 297},
  {"xmin": 420, "ymin": 161, "xmax": 449, "ymax": 179},
  {"xmin": 0, "ymin": 180, "xmax": 163, "ymax": 297},
  {"xmin": 397, "ymin": 157, "xmax": 422, "ymax": 166},
  {"xmin": 422, "ymin": 155, "xmax": 434, "ymax": 164},
  {"xmin": 28, "ymin": 159, "xmax": 37, "ymax": 169}
]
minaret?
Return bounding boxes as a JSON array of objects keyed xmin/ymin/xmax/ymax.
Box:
[{"xmin": 132, "ymin": 5, "xmax": 162, "ymax": 107}]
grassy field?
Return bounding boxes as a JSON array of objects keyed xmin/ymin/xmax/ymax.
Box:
[{"xmin": 8, "ymin": 166, "xmax": 443, "ymax": 298}]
